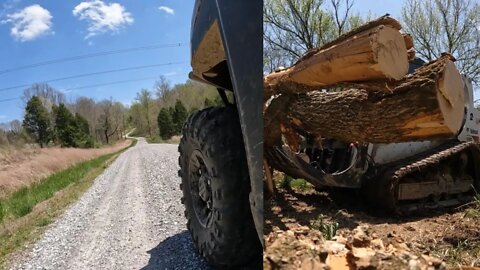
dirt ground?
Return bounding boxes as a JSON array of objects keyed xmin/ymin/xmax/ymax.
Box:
[
  {"xmin": 0, "ymin": 140, "xmax": 131, "ymax": 198},
  {"xmin": 265, "ymin": 182, "xmax": 480, "ymax": 269}
]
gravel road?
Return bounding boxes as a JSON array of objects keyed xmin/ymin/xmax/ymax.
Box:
[{"xmin": 11, "ymin": 138, "xmax": 211, "ymax": 270}]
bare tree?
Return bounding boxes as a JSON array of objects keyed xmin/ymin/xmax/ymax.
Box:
[
  {"xmin": 97, "ymin": 99, "xmax": 119, "ymax": 144},
  {"xmin": 8, "ymin": 120, "xmax": 23, "ymax": 136},
  {"xmin": 111, "ymin": 102, "xmax": 127, "ymax": 139},
  {"xmin": 0, "ymin": 120, "xmax": 24, "ymax": 146},
  {"xmin": 22, "ymin": 83, "xmax": 65, "ymax": 110},
  {"xmin": 402, "ymin": 0, "xmax": 480, "ymax": 83},
  {"xmin": 331, "ymin": 0, "xmax": 354, "ymax": 36},
  {"xmin": 136, "ymin": 89, "xmax": 154, "ymax": 137},
  {"xmin": 263, "ymin": 0, "xmax": 364, "ymax": 70},
  {"xmin": 263, "ymin": 42, "xmax": 291, "ymax": 73},
  {"xmin": 73, "ymin": 96, "xmax": 97, "ymax": 137},
  {"xmin": 154, "ymin": 75, "xmax": 171, "ymax": 104}
]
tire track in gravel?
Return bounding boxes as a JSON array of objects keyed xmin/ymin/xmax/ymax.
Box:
[{"xmin": 10, "ymin": 138, "xmax": 211, "ymax": 270}]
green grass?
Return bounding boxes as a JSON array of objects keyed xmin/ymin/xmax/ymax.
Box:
[
  {"xmin": 310, "ymin": 214, "xmax": 339, "ymax": 240},
  {"xmin": 0, "ymin": 202, "xmax": 4, "ymax": 223},
  {"xmin": 278, "ymin": 175, "xmax": 313, "ymax": 192},
  {"xmin": 474, "ymin": 187, "xmax": 480, "ymax": 208},
  {"xmin": 146, "ymin": 135, "xmax": 163, "ymax": 144},
  {"xmin": 278, "ymin": 175, "xmax": 293, "ymax": 189},
  {"xmin": 464, "ymin": 188, "xmax": 480, "ymax": 219},
  {"xmin": 290, "ymin": 179, "xmax": 309, "ymax": 190},
  {"xmin": 0, "ymin": 153, "xmax": 114, "ymax": 223},
  {"xmin": 129, "ymin": 138, "xmax": 138, "ymax": 147},
  {"xmin": 429, "ymin": 239, "xmax": 480, "ymax": 267}
]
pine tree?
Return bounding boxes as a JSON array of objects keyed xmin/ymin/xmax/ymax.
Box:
[
  {"xmin": 74, "ymin": 113, "xmax": 90, "ymax": 135},
  {"xmin": 74, "ymin": 113, "xmax": 94, "ymax": 148},
  {"xmin": 23, "ymin": 96, "xmax": 51, "ymax": 148},
  {"xmin": 53, "ymin": 103, "xmax": 77, "ymax": 147},
  {"xmin": 172, "ymin": 100, "xmax": 188, "ymax": 134},
  {"xmin": 157, "ymin": 108, "xmax": 175, "ymax": 140}
]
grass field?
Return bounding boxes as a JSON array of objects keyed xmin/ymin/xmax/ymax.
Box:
[
  {"xmin": 0, "ymin": 139, "xmax": 132, "ymax": 198},
  {"xmin": 0, "ymin": 153, "xmax": 114, "ymax": 223}
]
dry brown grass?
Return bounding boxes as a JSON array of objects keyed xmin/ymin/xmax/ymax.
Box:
[
  {"xmin": 165, "ymin": 135, "xmax": 181, "ymax": 144},
  {"xmin": 0, "ymin": 140, "xmax": 131, "ymax": 198}
]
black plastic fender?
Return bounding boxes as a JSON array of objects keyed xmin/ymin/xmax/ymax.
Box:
[{"xmin": 191, "ymin": 0, "xmax": 263, "ymax": 243}]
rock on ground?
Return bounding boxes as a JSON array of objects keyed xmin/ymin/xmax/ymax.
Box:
[{"xmin": 264, "ymin": 225, "xmax": 450, "ymax": 270}]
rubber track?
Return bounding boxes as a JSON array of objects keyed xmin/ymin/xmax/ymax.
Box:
[{"xmin": 373, "ymin": 140, "xmax": 480, "ymax": 214}]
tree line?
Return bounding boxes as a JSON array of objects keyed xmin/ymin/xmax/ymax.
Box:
[
  {"xmin": 23, "ymin": 96, "xmax": 93, "ymax": 148},
  {"xmin": 1, "ymin": 77, "xmax": 223, "ymax": 148},
  {"xmin": 1, "ymin": 83, "xmax": 128, "ymax": 148},
  {"xmin": 128, "ymin": 76, "xmax": 223, "ymax": 140}
]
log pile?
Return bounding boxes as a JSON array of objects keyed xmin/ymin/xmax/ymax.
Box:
[
  {"xmin": 264, "ymin": 16, "xmax": 409, "ymax": 99},
  {"xmin": 264, "ymin": 16, "xmax": 465, "ymax": 148}
]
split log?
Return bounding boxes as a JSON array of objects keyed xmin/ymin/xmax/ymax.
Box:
[
  {"xmin": 403, "ymin": 33, "xmax": 414, "ymax": 50},
  {"xmin": 264, "ymin": 16, "xmax": 409, "ymax": 100},
  {"xmin": 403, "ymin": 33, "xmax": 416, "ymax": 60},
  {"xmin": 265, "ymin": 55, "xmax": 465, "ymax": 144}
]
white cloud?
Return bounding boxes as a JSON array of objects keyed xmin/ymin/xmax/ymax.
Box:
[
  {"xmin": 2, "ymin": 4, "xmax": 53, "ymax": 42},
  {"xmin": 73, "ymin": 0, "xmax": 133, "ymax": 39},
  {"xmin": 158, "ymin": 6, "xmax": 174, "ymax": 15}
]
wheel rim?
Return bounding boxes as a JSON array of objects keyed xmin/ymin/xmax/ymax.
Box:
[{"xmin": 188, "ymin": 149, "xmax": 214, "ymax": 228}]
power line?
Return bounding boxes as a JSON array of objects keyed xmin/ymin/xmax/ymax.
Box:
[
  {"xmin": 0, "ymin": 43, "xmax": 187, "ymax": 75},
  {"xmin": 61, "ymin": 73, "xmax": 183, "ymax": 92},
  {"xmin": 0, "ymin": 62, "xmax": 185, "ymax": 92},
  {"xmin": 0, "ymin": 97, "xmax": 20, "ymax": 103},
  {"xmin": 62, "ymin": 76, "xmax": 158, "ymax": 92},
  {"xmin": 0, "ymin": 73, "xmax": 184, "ymax": 104}
]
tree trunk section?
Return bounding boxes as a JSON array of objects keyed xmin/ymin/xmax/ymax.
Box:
[
  {"xmin": 266, "ymin": 55, "xmax": 465, "ymax": 144},
  {"xmin": 264, "ymin": 17, "xmax": 409, "ymax": 100}
]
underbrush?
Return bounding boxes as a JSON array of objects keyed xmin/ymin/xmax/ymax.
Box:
[
  {"xmin": 146, "ymin": 135, "xmax": 163, "ymax": 144},
  {"xmin": 146, "ymin": 135, "xmax": 181, "ymax": 144},
  {"xmin": 278, "ymin": 175, "xmax": 314, "ymax": 192}
]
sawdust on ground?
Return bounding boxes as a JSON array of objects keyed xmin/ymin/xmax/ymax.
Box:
[{"xmin": 0, "ymin": 140, "xmax": 131, "ymax": 198}]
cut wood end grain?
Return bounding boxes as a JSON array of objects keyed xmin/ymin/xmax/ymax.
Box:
[
  {"xmin": 264, "ymin": 24, "xmax": 408, "ymax": 96},
  {"xmin": 437, "ymin": 60, "xmax": 465, "ymax": 135},
  {"xmin": 371, "ymin": 25, "xmax": 409, "ymax": 81}
]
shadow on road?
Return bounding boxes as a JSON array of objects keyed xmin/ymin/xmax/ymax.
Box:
[{"xmin": 141, "ymin": 231, "xmax": 211, "ymax": 270}]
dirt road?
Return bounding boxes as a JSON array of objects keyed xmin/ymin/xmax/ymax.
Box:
[{"xmin": 10, "ymin": 138, "xmax": 210, "ymax": 270}]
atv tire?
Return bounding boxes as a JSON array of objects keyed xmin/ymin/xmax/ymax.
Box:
[{"xmin": 178, "ymin": 106, "xmax": 261, "ymax": 268}]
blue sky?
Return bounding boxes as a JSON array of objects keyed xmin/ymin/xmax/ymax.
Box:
[
  {"xmin": 0, "ymin": 0, "xmax": 194, "ymax": 122},
  {"xmin": 352, "ymin": 0, "xmax": 403, "ymax": 18},
  {"xmin": 0, "ymin": 0, "xmax": 408, "ymax": 122}
]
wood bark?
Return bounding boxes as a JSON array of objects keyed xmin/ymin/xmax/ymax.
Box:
[
  {"xmin": 264, "ymin": 16, "xmax": 409, "ymax": 100},
  {"xmin": 265, "ymin": 55, "xmax": 465, "ymax": 144}
]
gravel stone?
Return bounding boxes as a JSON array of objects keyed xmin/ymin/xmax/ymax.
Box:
[{"xmin": 10, "ymin": 138, "xmax": 211, "ymax": 270}]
